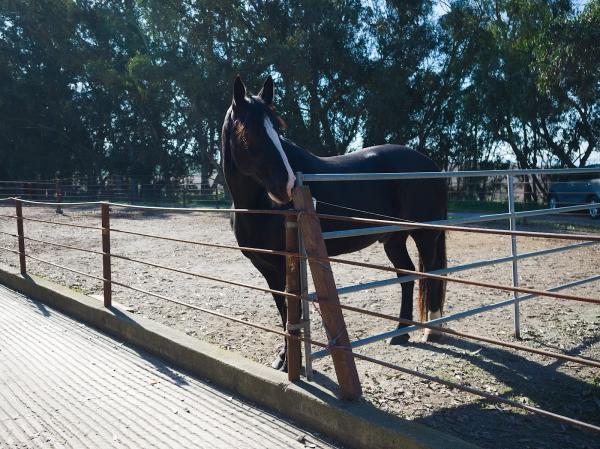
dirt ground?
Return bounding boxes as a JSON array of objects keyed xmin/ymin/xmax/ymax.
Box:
[{"xmin": 0, "ymin": 203, "xmax": 598, "ymax": 449}]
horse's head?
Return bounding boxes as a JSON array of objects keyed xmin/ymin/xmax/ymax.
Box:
[{"xmin": 222, "ymin": 75, "xmax": 295, "ymax": 205}]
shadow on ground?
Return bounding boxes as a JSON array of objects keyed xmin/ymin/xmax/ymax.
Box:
[
  {"xmin": 19, "ymin": 293, "xmax": 190, "ymax": 387},
  {"xmin": 400, "ymin": 336, "xmax": 600, "ymax": 449}
]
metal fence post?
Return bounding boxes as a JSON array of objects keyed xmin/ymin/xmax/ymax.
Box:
[
  {"xmin": 296, "ymin": 173, "xmax": 314, "ymax": 381},
  {"xmin": 507, "ymin": 175, "xmax": 521, "ymax": 338},
  {"xmin": 101, "ymin": 202, "xmax": 112, "ymax": 307},
  {"xmin": 15, "ymin": 199, "xmax": 26, "ymax": 275},
  {"xmin": 285, "ymin": 215, "xmax": 302, "ymax": 382}
]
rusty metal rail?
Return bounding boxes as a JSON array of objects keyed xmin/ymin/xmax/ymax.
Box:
[
  {"xmin": 2, "ymin": 209, "xmax": 598, "ymax": 305},
  {"xmin": 1, "ymin": 196, "xmax": 600, "ymax": 434},
  {"xmin": 1, "ymin": 230, "xmax": 598, "ymax": 370},
  {"xmin": 4, "ymin": 196, "xmax": 600, "ymax": 240},
  {"xmin": 0, "ymin": 214, "xmax": 102, "ymax": 231},
  {"xmin": 110, "ymin": 229, "xmax": 599, "ymax": 304},
  {"xmin": 2, "ymin": 197, "xmax": 294, "ymax": 215},
  {"xmin": 349, "ymin": 351, "xmax": 600, "ymax": 434},
  {"xmin": 316, "ymin": 212, "xmax": 600, "ymax": 242}
]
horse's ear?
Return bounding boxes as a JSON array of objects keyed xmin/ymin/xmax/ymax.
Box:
[
  {"xmin": 258, "ymin": 75, "xmax": 274, "ymax": 105},
  {"xmin": 233, "ymin": 75, "xmax": 246, "ymax": 110}
]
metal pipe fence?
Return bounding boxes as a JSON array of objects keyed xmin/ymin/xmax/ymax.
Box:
[
  {"xmin": 1, "ymin": 169, "xmax": 599, "ymax": 435},
  {"xmin": 298, "ymin": 167, "xmax": 600, "ymax": 361}
]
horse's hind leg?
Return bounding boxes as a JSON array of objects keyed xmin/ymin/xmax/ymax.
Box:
[
  {"xmin": 412, "ymin": 229, "xmax": 447, "ymax": 342},
  {"xmin": 384, "ymin": 233, "xmax": 416, "ymax": 345}
]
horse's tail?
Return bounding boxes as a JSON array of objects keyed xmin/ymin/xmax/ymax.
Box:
[{"xmin": 418, "ymin": 230, "xmax": 447, "ymax": 322}]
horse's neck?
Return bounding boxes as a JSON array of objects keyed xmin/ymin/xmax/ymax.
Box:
[{"xmin": 281, "ymin": 138, "xmax": 324, "ymax": 174}]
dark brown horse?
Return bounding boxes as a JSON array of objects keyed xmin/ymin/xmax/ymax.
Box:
[{"xmin": 222, "ymin": 76, "xmax": 447, "ymax": 370}]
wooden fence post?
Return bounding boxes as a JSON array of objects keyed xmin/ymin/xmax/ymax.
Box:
[
  {"xmin": 15, "ymin": 199, "xmax": 26, "ymax": 275},
  {"xmin": 292, "ymin": 186, "xmax": 362, "ymax": 400},
  {"xmin": 285, "ymin": 216, "xmax": 302, "ymax": 382},
  {"xmin": 101, "ymin": 202, "xmax": 112, "ymax": 307}
]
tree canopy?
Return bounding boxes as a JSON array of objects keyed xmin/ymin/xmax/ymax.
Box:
[{"xmin": 1, "ymin": 0, "xmax": 598, "ymax": 184}]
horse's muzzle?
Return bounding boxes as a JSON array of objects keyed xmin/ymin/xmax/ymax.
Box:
[{"xmin": 268, "ymin": 190, "xmax": 292, "ymax": 205}]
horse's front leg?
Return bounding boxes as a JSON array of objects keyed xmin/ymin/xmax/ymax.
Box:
[
  {"xmin": 271, "ymin": 292, "xmax": 288, "ymax": 371},
  {"xmin": 248, "ymin": 254, "xmax": 289, "ymax": 371}
]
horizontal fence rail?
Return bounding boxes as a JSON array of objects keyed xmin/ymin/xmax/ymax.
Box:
[
  {"xmin": 319, "ymin": 202, "xmax": 600, "ymax": 240},
  {"xmin": 314, "ymin": 240, "xmax": 599, "ymax": 298},
  {"xmin": 4, "ymin": 196, "xmax": 599, "ymax": 240},
  {"xmin": 312, "ymin": 274, "xmax": 600, "ymax": 359},
  {"xmin": 301, "ymin": 167, "xmax": 600, "ymax": 182}
]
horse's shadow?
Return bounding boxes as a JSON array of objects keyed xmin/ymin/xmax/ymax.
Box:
[
  {"xmin": 408, "ymin": 334, "xmax": 599, "ymax": 411},
  {"xmin": 402, "ymin": 335, "xmax": 598, "ymax": 448},
  {"xmin": 309, "ymin": 331, "xmax": 599, "ymax": 448}
]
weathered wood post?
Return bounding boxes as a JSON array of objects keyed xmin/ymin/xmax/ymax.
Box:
[
  {"xmin": 292, "ymin": 185, "xmax": 362, "ymax": 400},
  {"xmin": 15, "ymin": 199, "xmax": 26, "ymax": 275},
  {"xmin": 285, "ymin": 215, "xmax": 302, "ymax": 382},
  {"xmin": 101, "ymin": 202, "xmax": 112, "ymax": 307}
]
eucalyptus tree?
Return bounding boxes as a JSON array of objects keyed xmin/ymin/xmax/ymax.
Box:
[
  {"xmin": 242, "ymin": 0, "xmax": 368, "ymax": 156},
  {"xmin": 444, "ymin": 0, "xmax": 599, "ymax": 169}
]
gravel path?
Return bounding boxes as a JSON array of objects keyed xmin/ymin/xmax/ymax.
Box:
[{"xmin": 0, "ymin": 204, "xmax": 598, "ymax": 449}]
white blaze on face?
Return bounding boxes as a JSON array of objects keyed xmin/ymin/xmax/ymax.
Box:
[{"xmin": 263, "ymin": 117, "xmax": 296, "ymax": 202}]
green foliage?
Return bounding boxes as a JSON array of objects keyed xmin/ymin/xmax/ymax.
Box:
[{"xmin": 0, "ymin": 0, "xmax": 598, "ymax": 186}]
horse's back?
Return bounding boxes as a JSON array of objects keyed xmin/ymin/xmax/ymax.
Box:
[
  {"xmin": 327, "ymin": 144, "xmax": 440, "ymax": 174},
  {"xmin": 312, "ymin": 144, "xmax": 447, "ymax": 247}
]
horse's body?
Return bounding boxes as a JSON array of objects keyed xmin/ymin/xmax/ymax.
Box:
[{"xmin": 222, "ymin": 76, "xmax": 447, "ymax": 370}]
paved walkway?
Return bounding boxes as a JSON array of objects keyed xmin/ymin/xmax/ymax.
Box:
[{"xmin": 0, "ymin": 285, "xmax": 339, "ymax": 449}]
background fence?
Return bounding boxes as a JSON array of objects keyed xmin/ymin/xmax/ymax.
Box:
[
  {"xmin": 3, "ymin": 166, "xmax": 600, "ymax": 215},
  {"xmin": 0, "ymin": 177, "xmax": 230, "ymax": 208}
]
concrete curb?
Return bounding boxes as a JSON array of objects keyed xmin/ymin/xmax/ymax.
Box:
[{"xmin": 0, "ymin": 265, "xmax": 480, "ymax": 449}]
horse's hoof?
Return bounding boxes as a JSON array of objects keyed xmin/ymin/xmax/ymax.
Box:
[
  {"xmin": 389, "ymin": 334, "xmax": 410, "ymax": 345},
  {"xmin": 422, "ymin": 328, "xmax": 444, "ymax": 343},
  {"xmin": 279, "ymin": 361, "xmax": 288, "ymax": 373},
  {"xmin": 271, "ymin": 350, "xmax": 287, "ymax": 371},
  {"xmin": 271, "ymin": 354, "xmax": 285, "ymax": 370}
]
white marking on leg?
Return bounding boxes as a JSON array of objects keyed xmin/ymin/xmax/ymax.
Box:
[
  {"xmin": 264, "ymin": 117, "xmax": 296, "ymax": 199},
  {"xmin": 428, "ymin": 309, "xmax": 441, "ymax": 321},
  {"xmin": 423, "ymin": 309, "xmax": 443, "ymax": 340}
]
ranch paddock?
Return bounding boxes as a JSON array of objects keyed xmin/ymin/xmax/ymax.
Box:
[{"xmin": 0, "ymin": 204, "xmax": 598, "ymax": 449}]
